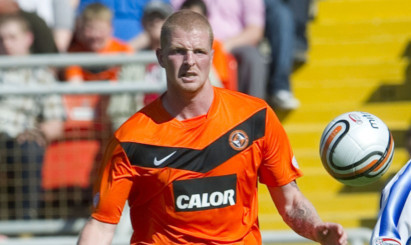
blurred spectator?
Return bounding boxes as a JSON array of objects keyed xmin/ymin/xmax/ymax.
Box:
[
  {"xmin": 171, "ymin": 0, "xmax": 267, "ymax": 99},
  {"xmin": 108, "ymin": 0, "xmax": 173, "ymax": 130},
  {"xmin": 180, "ymin": 0, "xmax": 205, "ymax": 15},
  {"xmin": 76, "ymin": 0, "xmax": 169, "ymax": 42},
  {"xmin": 0, "ymin": 14, "xmax": 64, "ymax": 219},
  {"xmin": 66, "ymin": 3, "xmax": 133, "ymax": 82},
  {"xmin": 180, "ymin": 0, "xmax": 238, "ymax": 91},
  {"xmin": 290, "ymin": 0, "xmax": 310, "ymax": 64},
  {"xmin": 15, "ymin": 0, "xmax": 78, "ymax": 52},
  {"xmin": 264, "ymin": 0, "xmax": 311, "ymax": 110},
  {"xmin": 264, "ymin": 0, "xmax": 298, "ymax": 110},
  {"xmin": 139, "ymin": 0, "xmax": 173, "ymax": 104},
  {"xmin": 141, "ymin": 0, "xmax": 173, "ymax": 51},
  {"xmin": 64, "ymin": 3, "xmax": 133, "ymax": 138},
  {"xmin": 0, "ymin": 0, "xmax": 58, "ymax": 53}
]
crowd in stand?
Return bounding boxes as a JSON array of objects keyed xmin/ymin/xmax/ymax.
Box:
[{"xmin": 0, "ymin": 0, "xmax": 312, "ymax": 220}]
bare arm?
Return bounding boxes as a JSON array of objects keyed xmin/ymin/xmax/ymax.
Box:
[
  {"xmin": 268, "ymin": 181, "xmax": 347, "ymax": 245},
  {"xmin": 77, "ymin": 217, "xmax": 117, "ymax": 245},
  {"xmin": 128, "ymin": 31, "xmax": 150, "ymax": 52}
]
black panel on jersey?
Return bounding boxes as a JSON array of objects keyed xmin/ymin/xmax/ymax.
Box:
[
  {"xmin": 173, "ymin": 174, "xmax": 237, "ymax": 211},
  {"xmin": 121, "ymin": 108, "xmax": 266, "ymax": 173}
]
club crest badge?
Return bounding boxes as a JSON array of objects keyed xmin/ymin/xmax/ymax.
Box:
[{"xmin": 229, "ymin": 130, "xmax": 249, "ymax": 151}]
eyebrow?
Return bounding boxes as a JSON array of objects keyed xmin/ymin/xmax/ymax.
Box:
[{"xmin": 169, "ymin": 45, "xmax": 209, "ymax": 52}]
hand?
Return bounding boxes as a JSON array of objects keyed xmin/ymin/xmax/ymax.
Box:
[
  {"xmin": 315, "ymin": 222, "xmax": 348, "ymax": 245},
  {"xmin": 16, "ymin": 129, "xmax": 47, "ymax": 146}
]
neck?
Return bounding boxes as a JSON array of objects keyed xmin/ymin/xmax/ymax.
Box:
[{"xmin": 162, "ymin": 83, "xmax": 214, "ymax": 121}]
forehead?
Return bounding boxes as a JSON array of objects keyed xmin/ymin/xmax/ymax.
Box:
[
  {"xmin": 168, "ymin": 27, "xmax": 211, "ymax": 49},
  {"xmin": 83, "ymin": 19, "xmax": 111, "ymax": 28},
  {"xmin": 0, "ymin": 21, "xmax": 25, "ymax": 35}
]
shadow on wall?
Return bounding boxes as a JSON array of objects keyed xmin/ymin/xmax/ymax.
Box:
[
  {"xmin": 342, "ymin": 40, "xmax": 411, "ymax": 226},
  {"xmin": 367, "ymin": 41, "xmax": 411, "ymax": 103}
]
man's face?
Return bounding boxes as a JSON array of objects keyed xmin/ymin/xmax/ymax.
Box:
[
  {"xmin": 79, "ymin": 19, "xmax": 112, "ymax": 52},
  {"xmin": 0, "ymin": 21, "xmax": 32, "ymax": 55},
  {"xmin": 157, "ymin": 27, "xmax": 213, "ymax": 94}
]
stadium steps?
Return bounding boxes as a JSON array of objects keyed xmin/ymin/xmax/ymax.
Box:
[{"xmin": 258, "ymin": 0, "xmax": 411, "ymax": 231}]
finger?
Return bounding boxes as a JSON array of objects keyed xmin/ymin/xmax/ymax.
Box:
[{"xmin": 338, "ymin": 230, "xmax": 348, "ymax": 245}]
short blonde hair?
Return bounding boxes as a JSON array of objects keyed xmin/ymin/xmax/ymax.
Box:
[
  {"xmin": 0, "ymin": 14, "xmax": 31, "ymax": 33},
  {"xmin": 80, "ymin": 3, "xmax": 112, "ymax": 23},
  {"xmin": 160, "ymin": 10, "xmax": 213, "ymax": 49}
]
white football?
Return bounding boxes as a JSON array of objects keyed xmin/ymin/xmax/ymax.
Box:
[{"xmin": 319, "ymin": 111, "xmax": 394, "ymax": 186}]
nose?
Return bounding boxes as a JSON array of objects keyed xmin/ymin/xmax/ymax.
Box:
[{"xmin": 184, "ymin": 51, "xmax": 195, "ymax": 66}]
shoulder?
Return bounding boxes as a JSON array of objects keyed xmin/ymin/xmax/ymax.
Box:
[
  {"xmin": 108, "ymin": 38, "xmax": 134, "ymax": 53},
  {"xmin": 67, "ymin": 41, "xmax": 86, "ymax": 52},
  {"xmin": 114, "ymin": 98, "xmax": 165, "ymax": 141},
  {"xmin": 380, "ymin": 159, "xmax": 411, "ymax": 203},
  {"xmin": 213, "ymin": 87, "xmax": 274, "ymax": 129},
  {"xmin": 215, "ymin": 87, "xmax": 269, "ymax": 110}
]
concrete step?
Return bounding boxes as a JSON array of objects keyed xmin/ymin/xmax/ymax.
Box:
[
  {"xmin": 308, "ymin": 40, "xmax": 409, "ymax": 61},
  {"xmin": 289, "ymin": 144, "xmax": 408, "ymax": 168},
  {"xmin": 277, "ymin": 102, "xmax": 411, "ymax": 126},
  {"xmin": 293, "ymin": 77, "xmax": 405, "ymax": 90},
  {"xmin": 258, "ymin": 190, "xmax": 381, "ymax": 229},
  {"xmin": 310, "ymin": 20, "xmax": 411, "ymax": 43},
  {"xmin": 266, "ymin": 0, "xmax": 411, "ymax": 231},
  {"xmin": 292, "ymin": 60, "xmax": 407, "ymax": 82},
  {"xmin": 295, "ymin": 159, "xmax": 405, "ymax": 192},
  {"xmin": 317, "ymin": 0, "xmax": 411, "ymax": 23}
]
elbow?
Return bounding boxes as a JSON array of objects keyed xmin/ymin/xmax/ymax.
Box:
[{"xmin": 250, "ymin": 27, "xmax": 264, "ymax": 46}]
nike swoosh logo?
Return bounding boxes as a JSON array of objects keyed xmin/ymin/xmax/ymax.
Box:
[{"xmin": 153, "ymin": 151, "xmax": 177, "ymax": 166}]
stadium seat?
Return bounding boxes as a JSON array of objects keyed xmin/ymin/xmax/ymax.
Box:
[
  {"xmin": 42, "ymin": 139, "xmax": 100, "ymax": 189},
  {"xmin": 225, "ymin": 53, "xmax": 238, "ymax": 91},
  {"xmin": 42, "ymin": 94, "xmax": 110, "ymax": 189}
]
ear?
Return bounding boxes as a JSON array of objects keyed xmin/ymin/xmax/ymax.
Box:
[{"xmin": 156, "ymin": 48, "xmax": 165, "ymax": 67}]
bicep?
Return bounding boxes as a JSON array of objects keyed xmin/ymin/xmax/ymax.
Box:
[{"xmin": 92, "ymin": 140, "xmax": 134, "ymax": 224}]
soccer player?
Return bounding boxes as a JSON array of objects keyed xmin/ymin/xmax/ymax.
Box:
[
  {"xmin": 370, "ymin": 158, "xmax": 411, "ymax": 245},
  {"xmin": 77, "ymin": 10, "xmax": 347, "ymax": 245}
]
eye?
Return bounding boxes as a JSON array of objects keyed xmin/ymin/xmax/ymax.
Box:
[
  {"xmin": 172, "ymin": 48, "xmax": 186, "ymax": 55},
  {"xmin": 194, "ymin": 49, "xmax": 207, "ymax": 54}
]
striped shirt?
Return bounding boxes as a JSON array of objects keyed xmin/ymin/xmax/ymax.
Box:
[{"xmin": 370, "ymin": 159, "xmax": 411, "ymax": 245}]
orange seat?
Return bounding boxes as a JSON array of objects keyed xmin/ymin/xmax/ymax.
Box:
[
  {"xmin": 42, "ymin": 94, "xmax": 108, "ymax": 190},
  {"xmin": 225, "ymin": 53, "xmax": 238, "ymax": 91},
  {"xmin": 212, "ymin": 40, "xmax": 238, "ymax": 91},
  {"xmin": 42, "ymin": 140, "xmax": 100, "ymax": 189}
]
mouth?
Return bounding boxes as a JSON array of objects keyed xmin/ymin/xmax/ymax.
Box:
[{"xmin": 180, "ymin": 71, "xmax": 197, "ymax": 81}]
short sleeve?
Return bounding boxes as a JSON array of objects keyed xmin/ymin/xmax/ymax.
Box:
[
  {"xmin": 242, "ymin": 0, "xmax": 265, "ymax": 28},
  {"xmin": 259, "ymin": 107, "xmax": 303, "ymax": 187},
  {"xmin": 91, "ymin": 138, "xmax": 134, "ymax": 224},
  {"xmin": 65, "ymin": 65, "xmax": 83, "ymax": 80}
]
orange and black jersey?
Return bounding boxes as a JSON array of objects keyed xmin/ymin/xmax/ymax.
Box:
[{"xmin": 92, "ymin": 87, "xmax": 303, "ymax": 244}]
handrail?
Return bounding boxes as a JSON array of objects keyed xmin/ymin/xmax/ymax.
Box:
[
  {"xmin": 0, "ymin": 81, "xmax": 166, "ymax": 96},
  {"xmin": 0, "ymin": 222, "xmax": 372, "ymax": 245},
  {"xmin": 0, "ymin": 52, "xmax": 166, "ymax": 95},
  {"xmin": 0, "ymin": 52, "xmax": 157, "ymax": 68}
]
